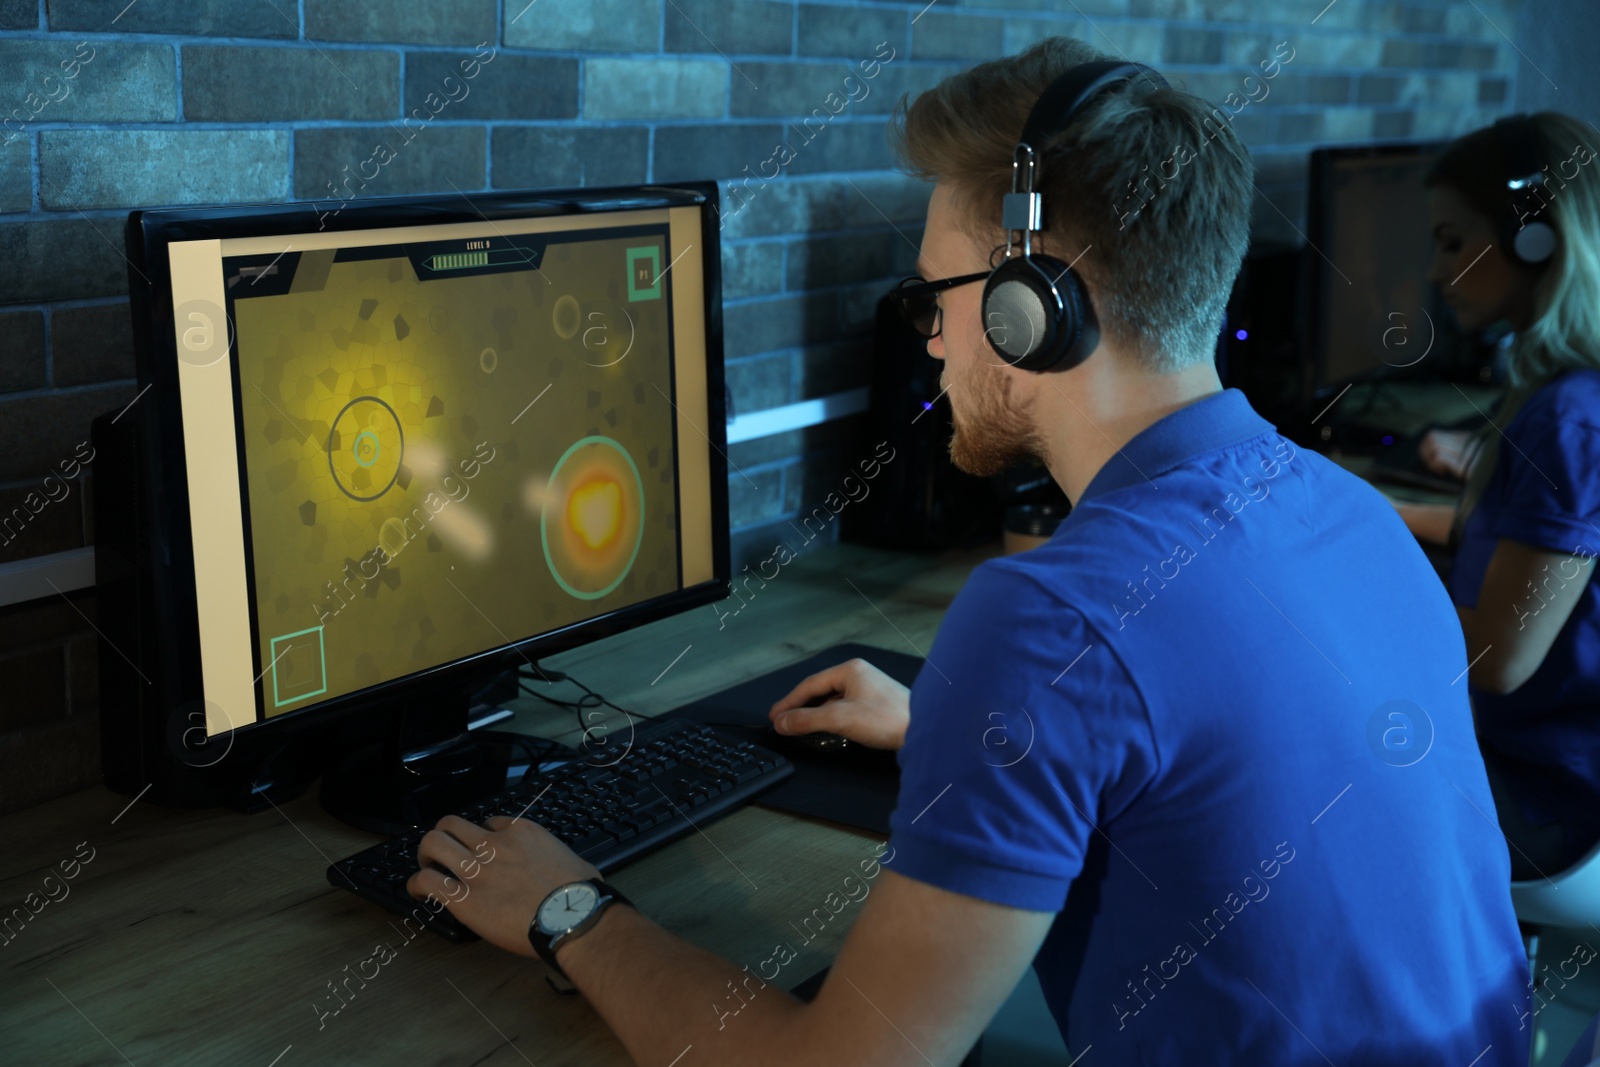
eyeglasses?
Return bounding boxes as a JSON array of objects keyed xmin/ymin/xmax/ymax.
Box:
[{"xmin": 891, "ymin": 271, "xmax": 990, "ymax": 338}]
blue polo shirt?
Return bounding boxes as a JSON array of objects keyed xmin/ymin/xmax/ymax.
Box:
[
  {"xmin": 885, "ymin": 389, "xmax": 1528, "ymax": 1063},
  {"xmin": 1449, "ymin": 368, "xmax": 1600, "ymax": 865}
]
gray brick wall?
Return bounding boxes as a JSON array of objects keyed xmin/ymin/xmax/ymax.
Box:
[{"xmin": 0, "ymin": 0, "xmax": 1527, "ymax": 813}]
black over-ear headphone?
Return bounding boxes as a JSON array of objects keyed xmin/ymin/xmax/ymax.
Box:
[
  {"xmin": 1494, "ymin": 114, "xmax": 1558, "ymax": 266},
  {"xmin": 982, "ymin": 60, "xmax": 1168, "ymax": 373}
]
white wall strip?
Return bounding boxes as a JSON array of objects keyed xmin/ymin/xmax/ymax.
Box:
[
  {"xmin": 0, "ymin": 546, "xmax": 95, "ymax": 608},
  {"xmin": 725, "ymin": 386, "xmax": 871, "ymax": 445}
]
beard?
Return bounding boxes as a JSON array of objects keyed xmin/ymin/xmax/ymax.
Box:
[{"xmin": 946, "ymin": 364, "xmax": 1046, "ymax": 477}]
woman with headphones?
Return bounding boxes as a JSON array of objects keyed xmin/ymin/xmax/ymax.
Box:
[{"xmin": 1395, "ymin": 111, "xmax": 1600, "ymax": 880}]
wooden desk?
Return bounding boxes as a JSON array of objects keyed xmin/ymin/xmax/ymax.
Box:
[{"xmin": 0, "ymin": 539, "xmax": 1001, "ymax": 1066}]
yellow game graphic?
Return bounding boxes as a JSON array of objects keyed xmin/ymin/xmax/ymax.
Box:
[{"xmin": 228, "ymin": 230, "xmax": 683, "ymax": 715}]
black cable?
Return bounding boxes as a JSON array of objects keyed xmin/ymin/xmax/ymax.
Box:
[{"xmin": 516, "ymin": 668, "xmax": 656, "ymax": 763}]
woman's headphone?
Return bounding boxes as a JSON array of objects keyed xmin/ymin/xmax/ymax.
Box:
[
  {"xmin": 982, "ymin": 60, "xmax": 1168, "ymax": 373},
  {"xmin": 1494, "ymin": 114, "xmax": 1558, "ymax": 266}
]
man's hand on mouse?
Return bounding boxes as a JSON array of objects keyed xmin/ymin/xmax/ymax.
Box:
[{"xmin": 768, "ymin": 657, "xmax": 911, "ymax": 751}]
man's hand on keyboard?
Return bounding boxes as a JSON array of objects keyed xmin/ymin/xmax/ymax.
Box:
[
  {"xmin": 768, "ymin": 656, "xmax": 910, "ymax": 750},
  {"xmin": 407, "ymin": 814, "xmax": 601, "ymax": 958}
]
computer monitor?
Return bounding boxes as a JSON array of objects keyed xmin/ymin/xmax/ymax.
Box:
[
  {"xmin": 102, "ymin": 184, "xmax": 729, "ymax": 830},
  {"xmin": 1303, "ymin": 140, "xmax": 1470, "ymax": 400}
]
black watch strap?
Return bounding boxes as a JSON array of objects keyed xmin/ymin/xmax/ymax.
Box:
[{"xmin": 529, "ymin": 879, "xmax": 633, "ymax": 980}]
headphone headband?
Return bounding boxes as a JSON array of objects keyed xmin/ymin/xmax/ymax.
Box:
[
  {"xmin": 1494, "ymin": 113, "xmax": 1547, "ymax": 189},
  {"xmin": 1018, "ymin": 60, "xmax": 1167, "ymax": 155}
]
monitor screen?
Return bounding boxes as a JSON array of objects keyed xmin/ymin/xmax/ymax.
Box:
[
  {"xmin": 155, "ymin": 196, "xmax": 720, "ymax": 737},
  {"xmin": 1307, "ymin": 143, "xmax": 1447, "ymax": 392}
]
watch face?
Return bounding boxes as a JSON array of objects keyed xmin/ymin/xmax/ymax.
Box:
[{"xmin": 538, "ymin": 881, "xmax": 600, "ymax": 935}]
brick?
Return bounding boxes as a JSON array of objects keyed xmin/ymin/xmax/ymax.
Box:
[
  {"xmin": 964, "ymin": 0, "xmax": 1123, "ymax": 13},
  {"xmin": 0, "ymin": 142, "xmax": 29, "ymax": 212},
  {"xmin": 721, "ymin": 241, "xmax": 785, "ymax": 301},
  {"xmin": 66, "ymin": 632, "xmax": 97, "ymax": 716},
  {"xmin": 1400, "ymin": 6, "xmax": 1448, "ymax": 33},
  {"xmin": 910, "ymin": 12, "xmax": 1004, "ymax": 61},
  {"xmin": 0, "ymin": 384, "xmax": 135, "ymax": 483},
  {"xmin": 793, "ymin": 337, "xmax": 872, "ymax": 400},
  {"xmin": 407, "ymin": 52, "xmax": 576, "ymax": 121},
  {"xmin": 0, "ymin": 593, "xmax": 96, "ymax": 649},
  {"xmin": 728, "ymin": 465, "xmax": 785, "ymax": 527},
  {"xmin": 1275, "ymin": 111, "xmax": 1324, "ymax": 145},
  {"xmin": 1379, "ymin": 39, "xmax": 1469, "ymax": 69},
  {"xmin": 0, "ymin": 479, "xmax": 85, "ymax": 564},
  {"xmin": 0, "ymin": 711, "xmax": 99, "ymax": 816},
  {"xmin": 726, "ymin": 352, "xmax": 792, "ymax": 414},
  {"xmin": 1303, "ymin": 74, "xmax": 1351, "ymax": 105},
  {"xmin": 731, "ymin": 60, "xmax": 956, "ymax": 118},
  {"xmin": 654, "ymin": 123, "xmax": 785, "ymax": 183},
  {"xmin": 834, "ymin": 281, "xmax": 883, "ymax": 336},
  {"xmin": 724, "ymin": 293, "xmax": 836, "ymax": 359},
  {"xmin": 305, "ymin": 0, "xmax": 497, "ymax": 45},
  {"xmin": 183, "ymin": 46, "xmax": 398, "ymax": 122},
  {"xmin": 585, "ymin": 58, "xmax": 726, "ymax": 121},
  {"xmin": 0, "ymin": 646, "xmax": 66, "ymax": 732},
  {"xmin": 1163, "ymin": 27, "xmax": 1223, "ymax": 66},
  {"xmin": 721, "ymin": 173, "xmax": 929, "ymax": 240},
  {"xmin": 0, "ymin": 219, "xmax": 131, "ymax": 303},
  {"xmin": 0, "ymin": 311, "xmax": 45, "ymax": 394},
  {"xmin": 0, "ymin": 0, "xmax": 33, "ymax": 28},
  {"xmin": 491, "ymin": 126, "xmax": 649, "ymax": 190},
  {"xmin": 41, "ymin": 129, "xmax": 290, "ymax": 210},
  {"xmin": 787, "ymin": 230, "xmax": 915, "ymax": 290},
  {"xmin": 1373, "ymin": 110, "xmax": 1414, "ymax": 141},
  {"xmin": 46, "ymin": 0, "xmax": 292, "ymax": 36},
  {"xmin": 0, "ymin": 40, "xmax": 175, "ymax": 122},
  {"xmin": 781, "ymin": 448, "xmax": 864, "ymax": 515},
  {"xmin": 1003, "ymin": 17, "xmax": 1092, "ymax": 55},
  {"xmin": 504, "ymin": 0, "xmax": 660, "ymax": 53},
  {"xmin": 667, "ymin": 0, "xmax": 793, "ymax": 56},
  {"xmin": 731, "ymin": 516, "xmax": 826, "ymax": 575},
  {"xmin": 784, "ymin": 121, "xmax": 896, "ymax": 174},
  {"xmin": 294, "ymin": 126, "xmax": 485, "ymax": 201},
  {"xmin": 798, "ymin": 7, "xmax": 907, "ymax": 57},
  {"xmin": 1323, "ymin": 107, "xmax": 1374, "ymax": 142},
  {"xmin": 1356, "ymin": 73, "xmax": 1402, "ymax": 105},
  {"xmin": 52, "ymin": 302, "xmax": 134, "ymax": 387}
]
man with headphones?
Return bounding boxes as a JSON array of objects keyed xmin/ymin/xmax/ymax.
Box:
[{"xmin": 408, "ymin": 40, "xmax": 1528, "ymax": 1066}]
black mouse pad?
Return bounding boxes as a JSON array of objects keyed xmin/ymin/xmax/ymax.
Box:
[{"xmin": 660, "ymin": 643, "xmax": 925, "ymax": 835}]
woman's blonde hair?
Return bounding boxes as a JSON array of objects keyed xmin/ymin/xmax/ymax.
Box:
[
  {"xmin": 890, "ymin": 37, "xmax": 1254, "ymax": 373},
  {"xmin": 1425, "ymin": 113, "xmax": 1600, "ymax": 543}
]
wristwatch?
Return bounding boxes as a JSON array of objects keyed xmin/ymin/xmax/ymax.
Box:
[{"xmin": 528, "ymin": 878, "xmax": 633, "ymax": 980}]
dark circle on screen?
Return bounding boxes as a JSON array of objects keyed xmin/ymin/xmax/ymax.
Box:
[
  {"xmin": 540, "ymin": 435, "xmax": 645, "ymax": 601},
  {"xmin": 327, "ymin": 395, "xmax": 404, "ymax": 502}
]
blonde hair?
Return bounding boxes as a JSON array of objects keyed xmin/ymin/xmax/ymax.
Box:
[
  {"xmin": 889, "ymin": 37, "xmax": 1255, "ymax": 372},
  {"xmin": 1427, "ymin": 113, "xmax": 1600, "ymax": 542}
]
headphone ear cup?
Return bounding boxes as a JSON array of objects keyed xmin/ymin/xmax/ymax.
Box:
[
  {"xmin": 1509, "ymin": 218, "xmax": 1557, "ymax": 264},
  {"xmin": 980, "ymin": 254, "xmax": 1095, "ymax": 372}
]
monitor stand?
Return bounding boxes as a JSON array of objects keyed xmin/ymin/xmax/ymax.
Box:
[{"xmin": 319, "ymin": 679, "xmax": 525, "ymax": 836}]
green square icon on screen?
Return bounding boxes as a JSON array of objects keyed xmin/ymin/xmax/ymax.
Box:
[
  {"xmin": 270, "ymin": 626, "xmax": 327, "ymax": 708},
  {"xmin": 626, "ymin": 246, "xmax": 662, "ymax": 301}
]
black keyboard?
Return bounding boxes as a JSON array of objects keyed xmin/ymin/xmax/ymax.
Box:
[{"xmin": 326, "ymin": 718, "xmax": 792, "ymax": 942}]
